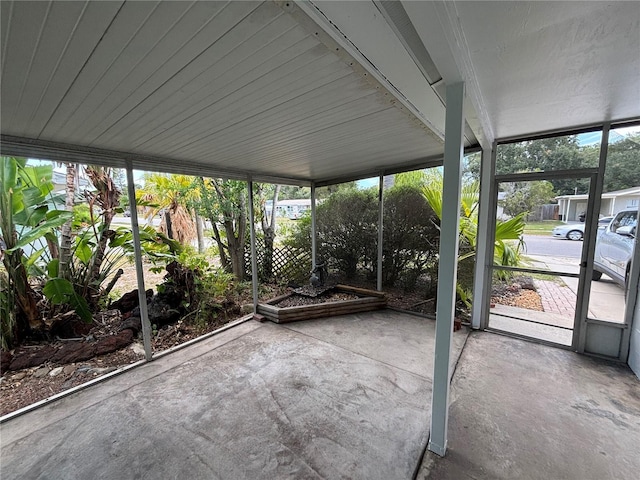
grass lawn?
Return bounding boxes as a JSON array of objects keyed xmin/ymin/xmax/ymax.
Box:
[{"xmin": 523, "ymin": 220, "xmax": 564, "ymax": 235}]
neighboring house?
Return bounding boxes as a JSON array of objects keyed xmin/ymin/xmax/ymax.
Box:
[
  {"xmin": 496, "ymin": 192, "xmax": 507, "ymax": 219},
  {"xmin": 265, "ymin": 199, "xmax": 312, "ymax": 219},
  {"xmin": 51, "ymin": 170, "xmax": 91, "ymax": 194},
  {"xmin": 556, "ymin": 186, "xmax": 640, "ymax": 221}
]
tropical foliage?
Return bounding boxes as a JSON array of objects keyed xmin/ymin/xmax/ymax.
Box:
[
  {"xmin": 422, "ymin": 169, "xmax": 525, "ymax": 303},
  {"xmin": 0, "ymin": 158, "xmax": 179, "ymax": 349}
]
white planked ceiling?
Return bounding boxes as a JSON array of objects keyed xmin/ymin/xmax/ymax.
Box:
[
  {"xmin": 0, "ymin": 0, "xmax": 444, "ymax": 184},
  {"xmin": 1, "ymin": 1, "xmax": 638, "ymax": 183}
]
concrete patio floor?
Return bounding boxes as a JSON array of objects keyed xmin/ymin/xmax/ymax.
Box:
[
  {"xmin": 417, "ymin": 332, "xmax": 640, "ymax": 480},
  {"xmin": 0, "ymin": 310, "xmax": 469, "ymax": 480},
  {"xmin": 3, "ymin": 311, "xmax": 638, "ymax": 480}
]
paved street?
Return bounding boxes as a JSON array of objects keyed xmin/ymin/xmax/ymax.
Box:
[{"xmin": 523, "ymin": 234, "xmax": 582, "ymax": 258}]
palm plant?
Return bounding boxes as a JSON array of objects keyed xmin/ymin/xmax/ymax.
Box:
[
  {"xmin": 422, "ymin": 169, "xmax": 525, "ymax": 304},
  {"xmin": 136, "ymin": 173, "xmax": 197, "ymax": 245}
]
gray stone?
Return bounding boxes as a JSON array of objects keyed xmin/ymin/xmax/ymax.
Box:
[
  {"xmin": 33, "ymin": 367, "xmax": 51, "ymax": 378},
  {"xmin": 12, "ymin": 372, "xmax": 27, "ymax": 381},
  {"xmin": 49, "ymin": 367, "xmax": 64, "ymax": 377},
  {"xmin": 129, "ymin": 343, "xmax": 146, "ymax": 356},
  {"xmin": 87, "ymin": 367, "xmax": 117, "ymax": 375},
  {"xmin": 63, "ymin": 365, "xmax": 76, "ymax": 375}
]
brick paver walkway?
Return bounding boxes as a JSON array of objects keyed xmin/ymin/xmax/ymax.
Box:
[{"xmin": 534, "ymin": 279, "xmax": 577, "ymax": 316}]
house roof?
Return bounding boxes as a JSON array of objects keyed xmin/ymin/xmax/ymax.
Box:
[
  {"xmin": 1, "ymin": 1, "xmax": 638, "ymax": 185},
  {"xmin": 556, "ymin": 186, "xmax": 640, "ymax": 201}
]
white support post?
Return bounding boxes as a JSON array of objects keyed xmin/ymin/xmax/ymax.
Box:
[
  {"xmin": 471, "ymin": 147, "xmax": 495, "ymax": 329},
  {"xmin": 377, "ymin": 174, "xmax": 384, "ymax": 292},
  {"xmin": 428, "ymin": 82, "xmax": 465, "ymax": 457},
  {"xmin": 311, "ymin": 182, "xmax": 317, "ymax": 270},
  {"xmin": 248, "ymin": 178, "xmax": 259, "ymax": 312},
  {"xmin": 125, "ymin": 162, "xmax": 152, "ymax": 361}
]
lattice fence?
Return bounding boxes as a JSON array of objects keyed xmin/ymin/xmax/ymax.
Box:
[{"xmin": 244, "ymin": 239, "xmax": 311, "ymax": 284}]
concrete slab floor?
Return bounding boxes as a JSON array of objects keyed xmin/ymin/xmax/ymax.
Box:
[
  {"xmin": 1, "ymin": 310, "xmax": 469, "ymax": 480},
  {"xmin": 417, "ymin": 331, "xmax": 640, "ymax": 480}
]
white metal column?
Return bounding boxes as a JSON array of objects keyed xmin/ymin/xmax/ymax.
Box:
[
  {"xmin": 248, "ymin": 178, "xmax": 259, "ymax": 312},
  {"xmin": 428, "ymin": 82, "xmax": 465, "ymax": 457},
  {"xmin": 377, "ymin": 174, "xmax": 384, "ymax": 292},
  {"xmin": 471, "ymin": 146, "xmax": 496, "ymax": 329},
  {"xmin": 125, "ymin": 162, "xmax": 152, "ymax": 361},
  {"xmin": 311, "ymin": 182, "xmax": 317, "ymax": 270}
]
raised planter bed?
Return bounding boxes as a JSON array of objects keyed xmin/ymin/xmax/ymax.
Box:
[{"xmin": 257, "ymin": 285, "xmax": 387, "ymax": 323}]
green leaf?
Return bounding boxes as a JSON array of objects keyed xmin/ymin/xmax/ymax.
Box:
[
  {"xmin": 6, "ymin": 211, "xmax": 73, "ymax": 252},
  {"xmin": 14, "ymin": 205, "xmax": 48, "ymax": 227},
  {"xmin": 43, "ymin": 278, "xmax": 93, "ymax": 323},
  {"xmin": 1, "ymin": 157, "xmax": 18, "ymax": 194},
  {"xmin": 75, "ymin": 237, "xmax": 93, "ymax": 264},
  {"xmin": 22, "ymin": 186, "xmax": 46, "ymax": 208},
  {"xmin": 47, "ymin": 259, "xmax": 60, "ymax": 278}
]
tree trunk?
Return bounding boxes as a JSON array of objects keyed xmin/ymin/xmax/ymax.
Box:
[
  {"xmin": 59, "ymin": 163, "xmax": 76, "ymax": 279},
  {"xmin": 209, "ymin": 220, "xmax": 230, "ymax": 271},
  {"xmin": 195, "ymin": 210, "xmax": 205, "ymax": 253},
  {"xmin": 225, "ymin": 192, "xmax": 247, "ymax": 281},
  {"xmin": 164, "ymin": 210, "xmax": 173, "ymax": 239},
  {"xmin": 4, "ymin": 251, "xmax": 44, "ymax": 335},
  {"xmin": 84, "ymin": 167, "xmax": 121, "ymax": 306},
  {"xmin": 260, "ymin": 185, "xmax": 280, "ymax": 280}
]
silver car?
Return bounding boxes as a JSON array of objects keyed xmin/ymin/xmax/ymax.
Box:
[
  {"xmin": 593, "ymin": 208, "xmax": 637, "ymax": 291},
  {"xmin": 551, "ymin": 216, "xmax": 614, "ymax": 241}
]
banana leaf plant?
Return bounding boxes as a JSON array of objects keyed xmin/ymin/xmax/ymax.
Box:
[{"xmin": 1, "ymin": 157, "xmax": 87, "ymax": 348}]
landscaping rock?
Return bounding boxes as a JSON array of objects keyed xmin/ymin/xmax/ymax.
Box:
[
  {"xmin": 12, "ymin": 372, "xmax": 27, "ymax": 380},
  {"xmin": 88, "ymin": 366, "xmax": 117, "ymax": 375},
  {"xmin": 63, "ymin": 365, "xmax": 76, "ymax": 375},
  {"xmin": 50, "ymin": 312, "xmax": 94, "ymax": 338},
  {"xmin": 95, "ymin": 330, "xmax": 134, "ymax": 356},
  {"xmin": 34, "ymin": 367, "xmax": 51, "ymax": 378},
  {"xmin": 130, "ymin": 343, "xmax": 146, "ymax": 356},
  {"xmin": 9, "ymin": 346, "xmax": 57, "ymax": 371},
  {"xmin": 50, "ymin": 342, "xmax": 96, "ymax": 364},
  {"xmin": 49, "ymin": 366, "xmax": 64, "ymax": 377},
  {"xmin": 111, "ymin": 288, "xmax": 154, "ymax": 314},
  {"xmin": 119, "ymin": 316, "xmax": 142, "ymax": 334}
]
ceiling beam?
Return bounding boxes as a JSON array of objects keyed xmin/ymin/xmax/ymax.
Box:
[
  {"xmin": 0, "ymin": 135, "xmax": 311, "ymax": 186},
  {"xmin": 401, "ymin": 0, "xmax": 494, "ymax": 150}
]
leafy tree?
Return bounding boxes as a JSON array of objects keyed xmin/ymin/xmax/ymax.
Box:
[
  {"xmin": 253, "ymin": 183, "xmax": 281, "ymax": 280},
  {"xmin": 195, "ymin": 178, "xmax": 248, "ymax": 281},
  {"xmin": 279, "ymin": 185, "xmax": 310, "ymax": 200},
  {"xmin": 382, "ymin": 185, "xmax": 439, "ymax": 289},
  {"xmin": 495, "ymin": 136, "xmax": 591, "ymax": 194},
  {"xmin": 502, "ymin": 180, "xmax": 556, "ymax": 219},
  {"xmin": 603, "ymin": 134, "xmax": 640, "ymax": 192},
  {"xmin": 316, "ymin": 181, "xmax": 357, "ymax": 199},
  {"xmin": 316, "ymin": 189, "xmax": 378, "ymax": 278}
]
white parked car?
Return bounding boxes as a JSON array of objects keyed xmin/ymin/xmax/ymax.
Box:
[
  {"xmin": 593, "ymin": 208, "xmax": 637, "ymax": 291},
  {"xmin": 552, "ymin": 223, "xmax": 586, "ymax": 241},
  {"xmin": 551, "ymin": 216, "xmax": 614, "ymax": 241}
]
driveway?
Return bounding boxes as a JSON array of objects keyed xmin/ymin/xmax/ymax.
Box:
[{"xmin": 527, "ymin": 254, "xmax": 626, "ymax": 323}]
